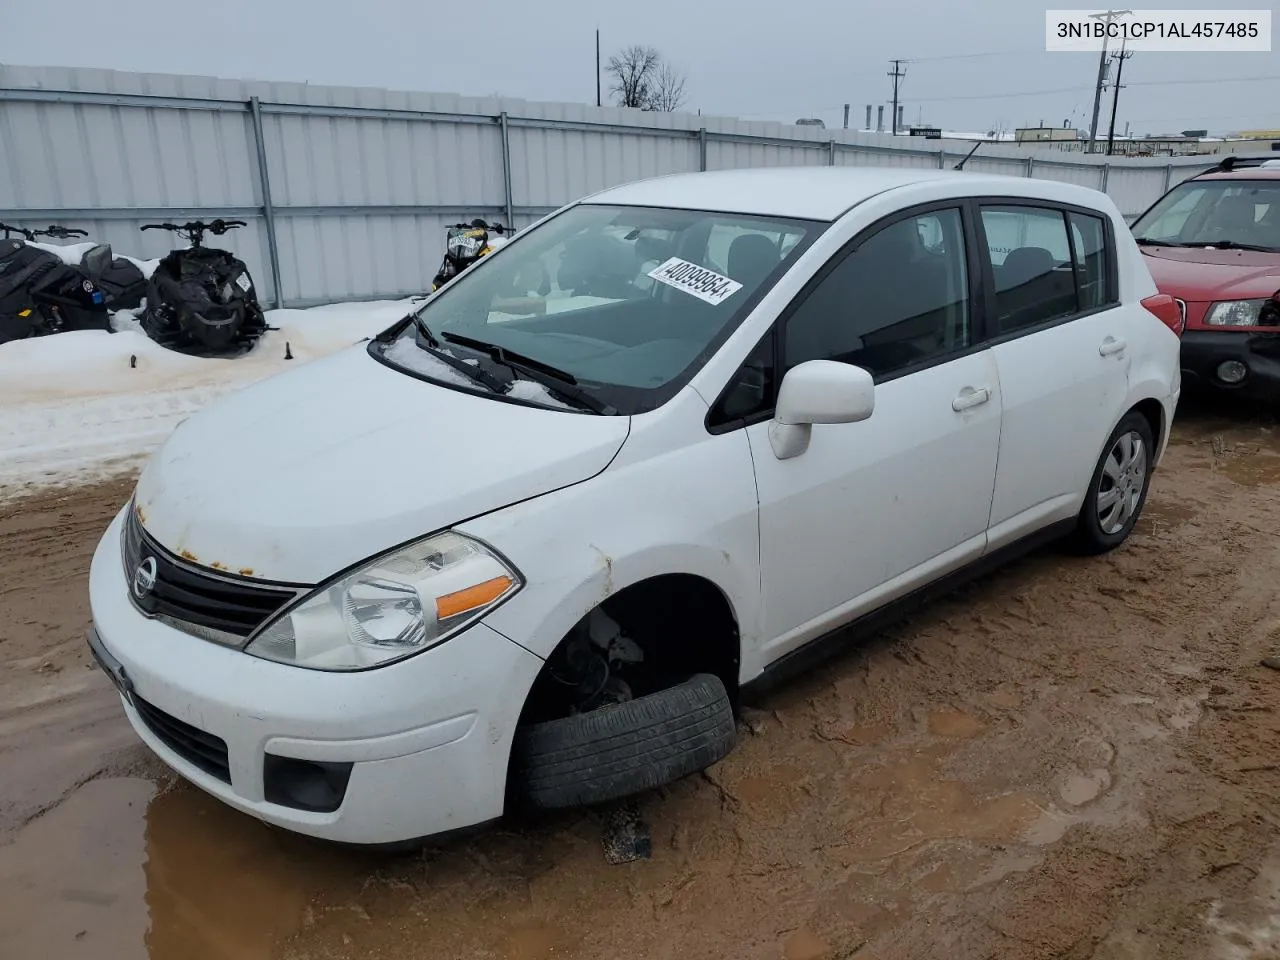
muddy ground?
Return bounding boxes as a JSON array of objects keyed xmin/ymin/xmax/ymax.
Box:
[{"xmin": 3, "ymin": 397, "xmax": 1280, "ymax": 960}]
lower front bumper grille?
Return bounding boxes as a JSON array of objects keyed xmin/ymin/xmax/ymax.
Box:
[{"xmin": 133, "ymin": 695, "xmax": 231, "ymax": 783}]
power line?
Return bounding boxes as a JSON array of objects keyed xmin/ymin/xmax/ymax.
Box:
[
  {"xmin": 912, "ymin": 85, "xmax": 1095, "ymax": 102},
  {"xmin": 906, "ymin": 73, "xmax": 1280, "ymax": 104},
  {"xmin": 1126, "ymin": 73, "xmax": 1280, "ymax": 87}
]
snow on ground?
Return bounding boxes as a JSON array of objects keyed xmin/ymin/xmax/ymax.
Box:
[{"xmin": 0, "ymin": 297, "xmax": 424, "ymax": 500}]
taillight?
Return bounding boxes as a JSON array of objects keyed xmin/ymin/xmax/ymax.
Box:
[{"xmin": 1142, "ymin": 293, "xmax": 1184, "ymax": 335}]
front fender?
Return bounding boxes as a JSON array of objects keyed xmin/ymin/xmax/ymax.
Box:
[{"xmin": 456, "ymin": 409, "xmax": 761, "ymax": 670}]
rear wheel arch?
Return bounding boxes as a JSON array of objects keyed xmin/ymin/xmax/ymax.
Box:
[{"xmin": 1131, "ymin": 397, "xmax": 1165, "ymax": 462}]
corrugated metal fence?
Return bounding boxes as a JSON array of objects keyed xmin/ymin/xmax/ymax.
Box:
[{"xmin": 0, "ymin": 64, "xmax": 1220, "ymax": 308}]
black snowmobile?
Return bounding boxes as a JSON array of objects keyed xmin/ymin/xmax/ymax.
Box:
[
  {"xmin": 75, "ymin": 236, "xmax": 147, "ymax": 312},
  {"xmin": 0, "ymin": 223, "xmax": 111, "ymax": 345},
  {"xmin": 31, "ymin": 224, "xmax": 147, "ymax": 311},
  {"xmin": 139, "ymin": 219, "xmax": 267, "ymax": 357},
  {"xmin": 431, "ymin": 219, "xmax": 510, "ymax": 291}
]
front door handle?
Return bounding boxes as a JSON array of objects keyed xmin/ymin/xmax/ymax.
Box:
[
  {"xmin": 1099, "ymin": 337, "xmax": 1127, "ymax": 357},
  {"xmin": 952, "ymin": 386, "xmax": 991, "ymax": 412}
]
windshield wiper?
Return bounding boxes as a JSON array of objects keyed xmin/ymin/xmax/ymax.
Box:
[
  {"xmin": 440, "ymin": 331, "xmax": 614, "ymax": 414},
  {"xmin": 1200, "ymin": 239, "xmax": 1278, "ymax": 252},
  {"xmin": 1135, "ymin": 238, "xmax": 1188, "ymax": 247},
  {"xmin": 413, "ymin": 313, "xmax": 442, "ymax": 348},
  {"xmin": 442, "ymin": 332, "xmax": 578, "ymax": 383},
  {"xmin": 410, "ymin": 321, "xmax": 511, "ymax": 394}
]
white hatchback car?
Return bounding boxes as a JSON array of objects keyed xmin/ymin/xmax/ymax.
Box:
[{"xmin": 88, "ymin": 167, "xmax": 1182, "ymax": 845}]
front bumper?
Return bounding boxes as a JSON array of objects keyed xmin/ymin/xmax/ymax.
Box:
[
  {"xmin": 88, "ymin": 507, "xmax": 544, "ymax": 845},
  {"xmin": 1180, "ymin": 329, "xmax": 1280, "ymax": 403}
]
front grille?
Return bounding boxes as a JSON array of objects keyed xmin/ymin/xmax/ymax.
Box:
[
  {"xmin": 122, "ymin": 506, "xmax": 304, "ymax": 641},
  {"xmin": 133, "ymin": 694, "xmax": 231, "ymax": 783}
]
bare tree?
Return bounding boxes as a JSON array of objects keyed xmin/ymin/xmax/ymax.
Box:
[
  {"xmin": 607, "ymin": 45, "xmax": 661, "ymax": 109},
  {"xmin": 647, "ymin": 62, "xmax": 688, "ymax": 112}
]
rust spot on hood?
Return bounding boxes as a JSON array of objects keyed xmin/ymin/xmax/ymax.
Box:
[
  {"xmin": 133, "ymin": 503, "xmax": 146, "ymax": 524},
  {"xmin": 179, "ymin": 549, "xmax": 198, "ymax": 563},
  {"xmin": 210, "ymin": 561, "xmax": 227, "ymax": 571},
  {"xmin": 239, "ymin": 568, "xmax": 255, "ymax": 577}
]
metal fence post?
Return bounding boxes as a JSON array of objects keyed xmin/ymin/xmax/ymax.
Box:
[
  {"xmin": 698, "ymin": 127, "xmax": 708, "ymax": 172},
  {"xmin": 248, "ymin": 96, "xmax": 283, "ymax": 309},
  {"xmin": 937, "ymin": 149, "xmax": 946, "ymax": 169},
  {"xmin": 1100, "ymin": 163, "xmax": 1111, "ymax": 192},
  {"xmin": 828, "ymin": 139, "xmax": 836, "ymax": 166},
  {"xmin": 1025, "ymin": 156, "xmax": 1035, "ymax": 178},
  {"xmin": 1164, "ymin": 163, "xmax": 1174, "ymax": 192},
  {"xmin": 499, "ymin": 112, "xmax": 514, "ymax": 227}
]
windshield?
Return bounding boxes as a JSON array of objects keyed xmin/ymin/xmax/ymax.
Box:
[
  {"xmin": 1131, "ymin": 179, "xmax": 1280, "ymax": 251},
  {"xmin": 372, "ymin": 204, "xmax": 821, "ymax": 414}
]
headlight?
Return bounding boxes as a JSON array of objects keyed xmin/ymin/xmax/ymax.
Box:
[
  {"xmin": 1205, "ymin": 299, "xmax": 1268, "ymax": 327},
  {"xmin": 245, "ymin": 531, "xmax": 521, "ymax": 671}
]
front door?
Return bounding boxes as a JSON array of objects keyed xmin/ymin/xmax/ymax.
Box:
[{"xmin": 744, "ymin": 205, "xmax": 1002, "ymax": 669}]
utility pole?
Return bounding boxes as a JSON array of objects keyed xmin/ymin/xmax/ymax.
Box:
[
  {"xmin": 888, "ymin": 59, "xmax": 907, "ymax": 136},
  {"xmin": 1087, "ymin": 10, "xmax": 1130, "ymax": 153},
  {"xmin": 843, "ymin": 103, "xmax": 850, "ymax": 129},
  {"xmin": 1106, "ymin": 41, "xmax": 1133, "ymax": 156},
  {"xmin": 595, "ymin": 29, "xmax": 602, "ymax": 107}
]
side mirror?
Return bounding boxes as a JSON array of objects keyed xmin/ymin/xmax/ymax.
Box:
[{"xmin": 769, "ymin": 359, "xmax": 875, "ymax": 460}]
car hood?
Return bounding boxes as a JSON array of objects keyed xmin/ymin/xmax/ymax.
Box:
[
  {"xmin": 133, "ymin": 345, "xmax": 630, "ymax": 584},
  {"xmin": 1141, "ymin": 247, "xmax": 1280, "ymax": 301}
]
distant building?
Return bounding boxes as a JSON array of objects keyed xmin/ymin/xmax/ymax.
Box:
[
  {"xmin": 1014, "ymin": 133, "xmax": 1241, "ymax": 157},
  {"xmin": 1015, "ymin": 127, "xmax": 1081, "ymax": 143}
]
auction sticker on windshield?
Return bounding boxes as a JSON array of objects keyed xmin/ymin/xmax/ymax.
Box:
[{"xmin": 648, "ymin": 257, "xmax": 743, "ymax": 305}]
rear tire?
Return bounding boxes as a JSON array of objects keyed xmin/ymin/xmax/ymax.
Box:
[
  {"xmin": 1070, "ymin": 411, "xmax": 1155, "ymax": 555},
  {"xmin": 510, "ymin": 673, "xmax": 736, "ymax": 811}
]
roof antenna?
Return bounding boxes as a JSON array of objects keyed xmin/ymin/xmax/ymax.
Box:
[{"xmin": 954, "ymin": 140, "xmax": 983, "ymax": 171}]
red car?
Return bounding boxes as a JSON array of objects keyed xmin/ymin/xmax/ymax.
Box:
[{"xmin": 1129, "ymin": 155, "xmax": 1280, "ymax": 403}]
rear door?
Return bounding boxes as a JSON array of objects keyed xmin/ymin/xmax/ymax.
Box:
[{"xmin": 976, "ymin": 200, "xmax": 1132, "ymax": 550}]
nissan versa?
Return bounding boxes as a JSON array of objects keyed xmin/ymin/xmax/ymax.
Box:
[{"xmin": 88, "ymin": 167, "xmax": 1181, "ymax": 844}]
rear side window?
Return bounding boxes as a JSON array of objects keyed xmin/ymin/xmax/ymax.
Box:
[
  {"xmin": 1069, "ymin": 213, "xmax": 1110, "ymax": 310},
  {"xmin": 980, "ymin": 206, "xmax": 1078, "ymax": 334}
]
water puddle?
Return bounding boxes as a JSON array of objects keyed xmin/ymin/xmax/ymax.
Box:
[
  {"xmin": 0, "ymin": 777, "xmax": 366, "ymax": 960},
  {"xmin": 0, "ymin": 778, "xmax": 154, "ymax": 959},
  {"xmin": 783, "ymin": 925, "xmax": 834, "ymax": 960},
  {"xmin": 841, "ymin": 757, "xmax": 1045, "ymax": 861},
  {"xmin": 927, "ymin": 710, "xmax": 985, "ymax": 738},
  {"xmin": 1218, "ymin": 448, "xmax": 1280, "ymax": 489},
  {"xmin": 1140, "ymin": 496, "xmax": 1202, "ymax": 528}
]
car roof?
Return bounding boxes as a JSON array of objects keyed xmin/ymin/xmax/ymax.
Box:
[{"xmin": 580, "ymin": 166, "xmax": 1110, "ymax": 222}]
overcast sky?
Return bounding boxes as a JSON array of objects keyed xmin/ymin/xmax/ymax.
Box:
[{"xmin": 3, "ymin": 0, "xmax": 1276, "ymax": 136}]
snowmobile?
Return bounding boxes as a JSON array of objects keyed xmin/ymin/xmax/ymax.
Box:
[
  {"xmin": 25, "ymin": 224, "xmax": 147, "ymax": 311},
  {"xmin": 139, "ymin": 219, "xmax": 267, "ymax": 357},
  {"xmin": 431, "ymin": 219, "xmax": 510, "ymax": 292},
  {"xmin": 69, "ymin": 232, "xmax": 147, "ymax": 311},
  {"xmin": 0, "ymin": 223, "xmax": 110, "ymax": 345}
]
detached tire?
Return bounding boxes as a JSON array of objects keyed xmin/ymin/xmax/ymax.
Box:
[
  {"xmin": 1071, "ymin": 410, "xmax": 1155, "ymax": 555},
  {"xmin": 511, "ymin": 673, "xmax": 736, "ymax": 810}
]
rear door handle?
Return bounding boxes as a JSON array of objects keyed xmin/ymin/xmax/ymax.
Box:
[
  {"xmin": 952, "ymin": 386, "xmax": 991, "ymax": 412},
  {"xmin": 1099, "ymin": 337, "xmax": 1127, "ymax": 357}
]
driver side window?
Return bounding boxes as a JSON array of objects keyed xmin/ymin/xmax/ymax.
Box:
[{"xmin": 783, "ymin": 208, "xmax": 970, "ymax": 379}]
